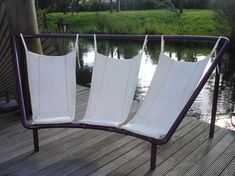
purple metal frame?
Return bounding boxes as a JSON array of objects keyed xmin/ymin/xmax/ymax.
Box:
[{"xmin": 11, "ymin": 33, "xmax": 229, "ymax": 171}]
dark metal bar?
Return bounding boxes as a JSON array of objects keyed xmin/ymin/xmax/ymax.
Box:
[
  {"xmin": 150, "ymin": 143, "xmax": 157, "ymax": 170},
  {"xmin": 33, "ymin": 129, "xmax": 39, "ymax": 152},
  {"xmin": 11, "ymin": 37, "xmax": 30, "ymax": 129},
  {"xmin": 20, "ymin": 33, "xmax": 222, "ymax": 43},
  {"xmin": 209, "ymin": 63, "xmax": 221, "ymax": 138}
]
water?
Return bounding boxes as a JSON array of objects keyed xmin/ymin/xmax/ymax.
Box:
[{"xmin": 69, "ymin": 39, "xmax": 235, "ymax": 130}]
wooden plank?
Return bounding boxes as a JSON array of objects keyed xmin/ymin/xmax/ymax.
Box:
[
  {"xmin": 41, "ymin": 38, "xmax": 58, "ymax": 55},
  {"xmin": 0, "ymin": 86, "xmax": 234, "ymax": 176},
  {"xmin": 220, "ymin": 157, "xmax": 235, "ymax": 176},
  {"xmin": 90, "ymin": 142, "xmax": 149, "ymax": 176},
  {"xmin": 0, "ymin": 49, "xmax": 11, "ymax": 72},
  {"xmin": 0, "ymin": 39, "xmax": 10, "ymax": 65},
  {"xmin": 147, "ymin": 125, "xmax": 218, "ymax": 176},
  {"xmin": 0, "ymin": 128, "xmax": 91, "ymax": 170},
  {"xmin": 4, "ymin": 131, "xmax": 113, "ymax": 176},
  {"xmin": 33, "ymin": 117, "xmax": 192, "ymax": 176},
  {"xmin": 0, "ymin": 128, "xmax": 80, "ymax": 163},
  {"xmin": 74, "ymin": 119, "xmax": 202, "ymax": 175},
  {"xmin": 0, "ymin": 130, "xmax": 104, "ymax": 176},
  {"xmin": 31, "ymin": 135, "xmax": 134, "ymax": 176},
  {"xmin": 0, "ymin": 66, "xmax": 13, "ymax": 81},
  {"xmin": 164, "ymin": 129, "xmax": 230, "ymax": 176},
  {"xmin": 0, "ymin": 65, "xmax": 14, "ymax": 84},
  {"xmin": 0, "ymin": 50, "xmax": 12, "ymax": 74},
  {"xmin": 0, "ymin": 80, "xmax": 15, "ymax": 91},
  {"xmin": 127, "ymin": 122, "xmax": 214, "ymax": 176},
  {"xmin": 183, "ymin": 131, "xmax": 234, "ymax": 176},
  {"xmin": 69, "ymin": 138, "xmax": 144, "ymax": 176},
  {"xmin": 107, "ymin": 119, "xmax": 200, "ymax": 176},
  {"xmin": 0, "ymin": 28, "xmax": 9, "ymax": 54},
  {"xmin": 0, "ymin": 31, "xmax": 9, "ymax": 61},
  {"xmin": 0, "ymin": 25, "xmax": 9, "ymax": 50},
  {"xmin": 0, "ymin": 12, "xmax": 8, "ymax": 43},
  {"xmin": 111, "ymin": 122, "xmax": 208, "ymax": 176},
  {"xmin": 203, "ymin": 140, "xmax": 235, "ymax": 176}
]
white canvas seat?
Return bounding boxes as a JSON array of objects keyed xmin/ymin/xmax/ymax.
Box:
[
  {"xmin": 121, "ymin": 36, "xmax": 221, "ymax": 139},
  {"xmin": 79, "ymin": 35, "xmax": 148, "ymax": 127},
  {"xmin": 20, "ymin": 34, "xmax": 78, "ymax": 124}
]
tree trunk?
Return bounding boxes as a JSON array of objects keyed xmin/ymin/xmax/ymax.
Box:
[
  {"xmin": 110, "ymin": 0, "xmax": 113, "ymax": 13},
  {"xmin": 6, "ymin": 0, "xmax": 42, "ymax": 113},
  {"xmin": 63, "ymin": 0, "xmax": 66, "ymax": 15},
  {"xmin": 117, "ymin": 0, "xmax": 120, "ymax": 12},
  {"xmin": 179, "ymin": 0, "xmax": 183, "ymax": 13},
  {"xmin": 6, "ymin": 0, "xmax": 42, "ymax": 53}
]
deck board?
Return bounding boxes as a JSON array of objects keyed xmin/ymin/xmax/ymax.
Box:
[
  {"xmin": 0, "ymin": 85, "xmax": 234, "ymax": 176},
  {"xmin": 220, "ymin": 157, "xmax": 235, "ymax": 176}
]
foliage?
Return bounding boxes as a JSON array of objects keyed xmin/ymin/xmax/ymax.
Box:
[
  {"xmin": 172, "ymin": 0, "xmax": 210, "ymax": 9},
  {"xmin": 44, "ymin": 10, "xmax": 226, "ymax": 36},
  {"xmin": 36, "ymin": 0, "xmax": 211, "ymax": 13},
  {"xmin": 211, "ymin": 0, "xmax": 235, "ymax": 43}
]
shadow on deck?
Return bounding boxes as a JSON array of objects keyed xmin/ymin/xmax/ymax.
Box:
[{"xmin": 0, "ymin": 86, "xmax": 234, "ymax": 176}]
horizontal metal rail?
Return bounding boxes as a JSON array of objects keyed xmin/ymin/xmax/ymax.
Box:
[{"xmin": 21, "ymin": 33, "xmax": 228, "ymax": 43}]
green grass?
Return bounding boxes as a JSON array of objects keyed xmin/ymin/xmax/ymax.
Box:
[{"xmin": 45, "ymin": 10, "xmax": 229, "ymax": 36}]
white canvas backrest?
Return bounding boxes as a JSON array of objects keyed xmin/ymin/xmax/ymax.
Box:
[
  {"xmin": 80, "ymin": 35, "xmax": 148, "ymax": 127},
  {"xmin": 122, "ymin": 36, "xmax": 221, "ymax": 139},
  {"xmin": 129, "ymin": 53, "xmax": 210, "ymax": 132},
  {"xmin": 20, "ymin": 34, "xmax": 78, "ymax": 124}
]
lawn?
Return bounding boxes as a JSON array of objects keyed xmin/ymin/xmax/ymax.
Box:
[{"xmin": 44, "ymin": 10, "xmax": 229, "ymax": 36}]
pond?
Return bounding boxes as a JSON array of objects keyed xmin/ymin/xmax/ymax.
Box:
[{"xmin": 68, "ymin": 38, "xmax": 235, "ymax": 130}]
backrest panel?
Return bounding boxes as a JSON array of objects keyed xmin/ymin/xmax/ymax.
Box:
[{"xmin": 131, "ymin": 53, "xmax": 209, "ymax": 133}]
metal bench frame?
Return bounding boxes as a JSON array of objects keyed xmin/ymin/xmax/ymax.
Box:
[{"xmin": 11, "ymin": 34, "xmax": 229, "ymax": 170}]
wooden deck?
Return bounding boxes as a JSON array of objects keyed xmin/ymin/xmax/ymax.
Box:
[{"xmin": 0, "ymin": 86, "xmax": 234, "ymax": 176}]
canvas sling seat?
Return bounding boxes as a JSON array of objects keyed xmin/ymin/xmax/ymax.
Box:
[
  {"xmin": 121, "ymin": 36, "xmax": 221, "ymax": 139},
  {"xmin": 20, "ymin": 34, "xmax": 78, "ymax": 124},
  {"xmin": 79, "ymin": 35, "xmax": 148, "ymax": 127}
]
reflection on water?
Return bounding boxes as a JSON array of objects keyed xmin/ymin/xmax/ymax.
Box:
[{"xmin": 70, "ymin": 39, "xmax": 235, "ymax": 130}]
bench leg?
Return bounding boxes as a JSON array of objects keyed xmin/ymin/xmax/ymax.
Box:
[
  {"xmin": 209, "ymin": 65, "xmax": 220, "ymax": 138},
  {"xmin": 150, "ymin": 143, "xmax": 157, "ymax": 170},
  {"xmin": 33, "ymin": 129, "xmax": 39, "ymax": 152}
]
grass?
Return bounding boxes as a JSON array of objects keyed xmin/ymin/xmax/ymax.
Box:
[{"xmin": 44, "ymin": 10, "xmax": 229, "ymax": 36}]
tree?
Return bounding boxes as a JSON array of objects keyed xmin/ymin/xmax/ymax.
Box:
[
  {"xmin": 6, "ymin": 0, "xmax": 42, "ymax": 52},
  {"xmin": 179, "ymin": 0, "xmax": 184, "ymax": 13},
  {"xmin": 212, "ymin": 0, "xmax": 235, "ymax": 44},
  {"xmin": 5, "ymin": 0, "xmax": 42, "ymax": 112},
  {"xmin": 110, "ymin": 0, "xmax": 113, "ymax": 13},
  {"xmin": 116, "ymin": 0, "xmax": 120, "ymax": 12}
]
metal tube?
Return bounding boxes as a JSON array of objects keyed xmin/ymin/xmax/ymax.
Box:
[
  {"xmin": 33, "ymin": 129, "xmax": 39, "ymax": 152},
  {"xmin": 20, "ymin": 33, "xmax": 223, "ymax": 43},
  {"xmin": 150, "ymin": 143, "xmax": 157, "ymax": 170},
  {"xmin": 209, "ymin": 63, "xmax": 221, "ymax": 138}
]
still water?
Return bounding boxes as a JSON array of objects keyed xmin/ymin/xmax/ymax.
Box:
[{"xmin": 69, "ymin": 39, "xmax": 235, "ymax": 130}]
